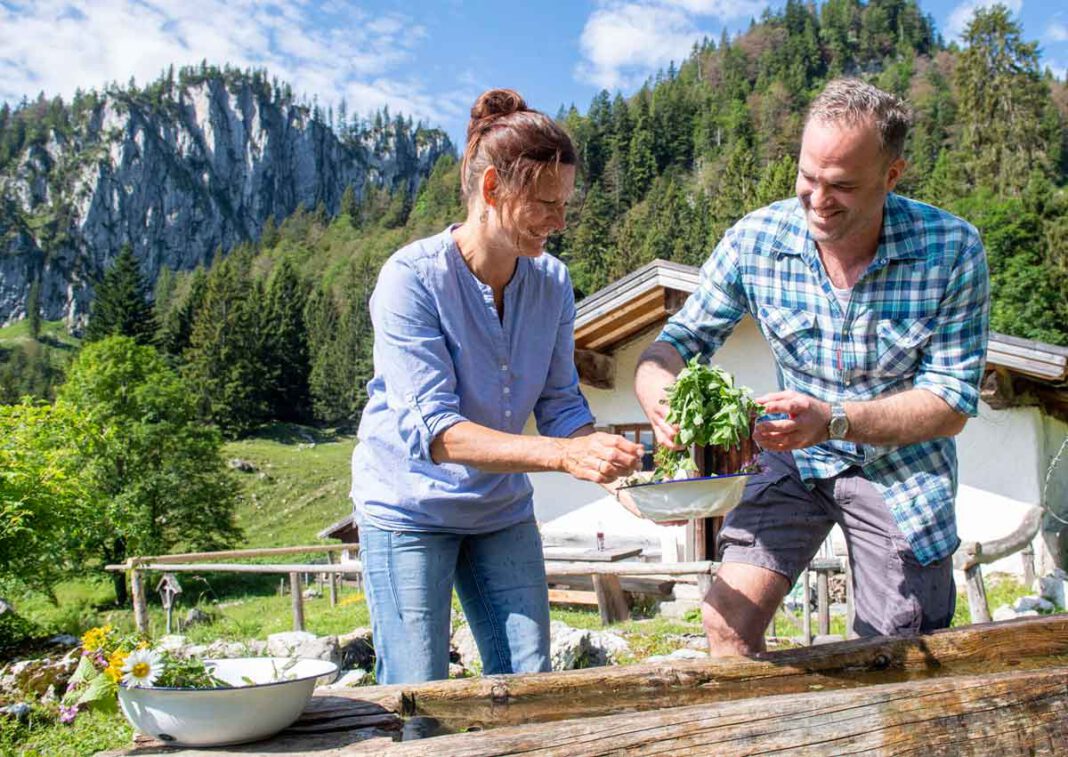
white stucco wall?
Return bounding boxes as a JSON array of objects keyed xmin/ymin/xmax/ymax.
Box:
[{"xmin": 528, "ymin": 314, "xmax": 1068, "ymax": 576}]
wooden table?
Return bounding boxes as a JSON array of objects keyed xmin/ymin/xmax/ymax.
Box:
[{"xmin": 543, "ymin": 546, "xmax": 642, "ymax": 624}]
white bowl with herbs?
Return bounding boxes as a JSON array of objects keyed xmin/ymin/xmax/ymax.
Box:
[{"xmin": 619, "ymin": 359, "xmax": 762, "ymax": 522}]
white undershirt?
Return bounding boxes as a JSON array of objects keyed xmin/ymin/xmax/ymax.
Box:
[{"xmin": 830, "ymin": 283, "xmax": 852, "ymax": 312}]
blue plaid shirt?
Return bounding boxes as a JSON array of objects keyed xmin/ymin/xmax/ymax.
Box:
[{"xmin": 659, "ymin": 194, "xmax": 990, "ymax": 565}]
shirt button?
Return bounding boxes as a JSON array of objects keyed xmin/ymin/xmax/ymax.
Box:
[
  {"xmin": 505, "ymin": 410, "xmax": 512, "ymax": 418},
  {"xmin": 500, "ymin": 364, "xmax": 508, "ymax": 372},
  {"xmin": 503, "ymin": 386, "xmax": 511, "ymax": 395}
]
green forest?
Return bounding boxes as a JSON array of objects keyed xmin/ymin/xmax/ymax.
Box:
[{"xmin": 1, "ymin": 0, "xmax": 1067, "ymax": 595}]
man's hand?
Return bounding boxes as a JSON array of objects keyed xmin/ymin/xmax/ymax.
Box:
[
  {"xmin": 634, "ymin": 343, "xmax": 685, "ymax": 450},
  {"xmin": 752, "ymin": 390, "xmax": 831, "ymax": 451}
]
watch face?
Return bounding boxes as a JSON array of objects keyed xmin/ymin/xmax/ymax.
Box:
[{"xmin": 829, "ymin": 415, "xmax": 848, "ymax": 438}]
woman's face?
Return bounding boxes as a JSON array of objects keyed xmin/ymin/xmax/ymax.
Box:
[{"xmin": 496, "ymin": 164, "xmax": 575, "ymax": 257}]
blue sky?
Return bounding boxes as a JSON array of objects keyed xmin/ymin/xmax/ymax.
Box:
[{"xmin": 1, "ymin": 0, "xmax": 1065, "ymax": 146}]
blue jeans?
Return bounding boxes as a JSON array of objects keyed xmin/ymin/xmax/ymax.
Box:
[{"xmin": 358, "ymin": 519, "xmax": 551, "ymax": 684}]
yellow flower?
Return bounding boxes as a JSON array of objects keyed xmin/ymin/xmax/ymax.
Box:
[
  {"xmin": 105, "ymin": 649, "xmax": 129, "ymax": 682},
  {"xmin": 81, "ymin": 625, "xmax": 113, "ymax": 652}
]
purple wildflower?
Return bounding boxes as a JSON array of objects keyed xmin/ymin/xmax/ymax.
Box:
[{"xmin": 59, "ymin": 705, "xmax": 79, "ymax": 724}]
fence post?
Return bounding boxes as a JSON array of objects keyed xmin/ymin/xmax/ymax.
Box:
[
  {"xmin": 845, "ymin": 557, "xmax": 856, "ymax": 639},
  {"xmin": 801, "ymin": 568, "xmax": 812, "ymax": 646},
  {"xmin": 965, "ymin": 564, "xmax": 992, "ymax": 623},
  {"xmin": 131, "ymin": 567, "xmax": 148, "ymax": 634},
  {"xmin": 327, "ymin": 553, "xmax": 338, "ymax": 607},
  {"xmin": 290, "ymin": 572, "xmax": 305, "ymax": 631}
]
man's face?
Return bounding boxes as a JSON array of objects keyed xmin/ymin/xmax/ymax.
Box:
[{"xmin": 795, "ymin": 118, "xmax": 904, "ymax": 246}]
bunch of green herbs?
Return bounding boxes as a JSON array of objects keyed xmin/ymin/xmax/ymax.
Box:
[{"xmin": 653, "ymin": 357, "xmax": 762, "ymax": 481}]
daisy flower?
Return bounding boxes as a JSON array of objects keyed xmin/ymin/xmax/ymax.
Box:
[{"xmin": 121, "ymin": 648, "xmax": 163, "ymax": 688}]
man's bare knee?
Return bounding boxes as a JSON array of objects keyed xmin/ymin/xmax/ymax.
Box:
[{"xmin": 701, "ymin": 562, "xmax": 790, "ymax": 657}]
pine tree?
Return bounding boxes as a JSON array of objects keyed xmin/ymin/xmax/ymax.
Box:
[
  {"xmin": 568, "ymin": 182, "xmax": 614, "ymax": 296},
  {"xmin": 627, "ymin": 106, "xmax": 657, "ymax": 204},
  {"xmin": 262, "ymin": 257, "xmax": 311, "ymax": 423},
  {"xmin": 85, "ymin": 245, "xmax": 157, "ymax": 344},
  {"xmin": 340, "ymin": 184, "xmax": 359, "ymax": 226},
  {"xmin": 182, "ymin": 255, "xmax": 268, "ymax": 436}
]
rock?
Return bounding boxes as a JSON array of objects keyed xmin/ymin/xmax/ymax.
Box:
[
  {"xmin": 992, "ymin": 604, "xmax": 1018, "ymax": 622},
  {"xmin": 157, "ymin": 635, "xmax": 189, "ymax": 652},
  {"xmin": 327, "ymin": 668, "xmax": 372, "ymax": 689},
  {"xmin": 47, "ymin": 635, "xmax": 79, "ymax": 647},
  {"xmin": 0, "ymin": 703, "xmax": 30, "ymax": 722},
  {"xmin": 644, "ymin": 648, "xmax": 709, "ymax": 664},
  {"xmin": 450, "ymin": 624, "xmax": 480, "ymax": 670},
  {"xmin": 338, "ymin": 628, "xmax": 375, "ymax": 672},
  {"xmin": 549, "ymin": 621, "xmax": 593, "ymax": 671},
  {"xmin": 1013, "ymin": 596, "xmax": 1054, "ymax": 613},
  {"xmin": 184, "ymin": 607, "xmax": 214, "ymax": 628},
  {"xmin": 228, "ymin": 458, "xmax": 258, "ymax": 473},
  {"xmin": 0, "ymin": 598, "xmax": 12, "ymax": 616},
  {"xmin": 1, "ymin": 654, "xmax": 78, "ymax": 699},
  {"xmin": 266, "ymin": 632, "xmax": 341, "ymax": 667},
  {"xmin": 1038, "ymin": 571, "xmax": 1068, "ymax": 608},
  {"xmin": 203, "ymin": 641, "xmax": 250, "ymax": 659},
  {"xmin": 246, "ymin": 640, "xmax": 268, "ymax": 656},
  {"xmin": 587, "ymin": 630, "xmax": 631, "ymax": 666},
  {"xmin": 448, "ymin": 663, "xmax": 467, "ymax": 679},
  {"xmin": 302, "ymin": 588, "xmax": 322, "ymax": 599}
]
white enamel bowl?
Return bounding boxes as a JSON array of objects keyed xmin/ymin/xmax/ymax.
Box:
[
  {"xmin": 117, "ymin": 657, "xmax": 338, "ymax": 747},
  {"xmin": 619, "ymin": 473, "xmax": 753, "ymax": 522}
]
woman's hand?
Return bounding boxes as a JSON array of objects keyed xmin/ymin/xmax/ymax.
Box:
[{"xmin": 558, "ymin": 432, "xmax": 644, "ymax": 484}]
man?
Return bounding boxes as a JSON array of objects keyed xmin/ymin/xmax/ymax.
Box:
[{"xmin": 634, "ymin": 79, "xmax": 990, "ymax": 654}]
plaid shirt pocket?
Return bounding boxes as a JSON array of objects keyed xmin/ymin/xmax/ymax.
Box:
[
  {"xmin": 759, "ymin": 305, "xmax": 819, "ymax": 371},
  {"xmin": 873, "ymin": 318, "xmax": 935, "ymax": 377}
]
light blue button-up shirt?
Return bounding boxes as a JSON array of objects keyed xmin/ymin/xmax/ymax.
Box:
[
  {"xmin": 351, "ymin": 226, "xmax": 595, "ymax": 533},
  {"xmin": 659, "ymin": 194, "xmax": 990, "ymax": 565}
]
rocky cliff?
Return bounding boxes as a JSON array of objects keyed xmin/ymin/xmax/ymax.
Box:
[{"xmin": 0, "ymin": 72, "xmax": 452, "ymax": 326}]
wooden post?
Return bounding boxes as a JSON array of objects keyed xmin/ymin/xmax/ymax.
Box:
[
  {"xmin": 1022, "ymin": 542, "xmax": 1036, "ymax": 589},
  {"xmin": 290, "ymin": 572, "xmax": 305, "ymax": 631},
  {"xmin": 816, "ymin": 568, "xmax": 830, "ymax": 637},
  {"xmin": 131, "ymin": 568, "xmax": 148, "ymax": 634},
  {"xmin": 844, "ymin": 557, "xmax": 856, "ymax": 639},
  {"xmin": 328, "ymin": 552, "xmax": 338, "ymax": 607},
  {"xmin": 801, "ymin": 568, "xmax": 812, "ymax": 646},
  {"xmin": 696, "ymin": 571, "xmax": 713, "ymax": 601},
  {"xmin": 592, "ymin": 575, "xmax": 629, "ymax": 625},
  {"xmin": 965, "ymin": 563, "xmax": 992, "ymax": 623}
]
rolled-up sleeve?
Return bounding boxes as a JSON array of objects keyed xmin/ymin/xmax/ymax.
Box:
[
  {"xmin": 533, "ymin": 282, "xmax": 595, "ymax": 438},
  {"xmin": 914, "ymin": 235, "xmax": 990, "ymax": 416},
  {"xmin": 370, "ymin": 260, "xmax": 466, "ymax": 461},
  {"xmin": 657, "ymin": 231, "xmax": 747, "ymax": 360}
]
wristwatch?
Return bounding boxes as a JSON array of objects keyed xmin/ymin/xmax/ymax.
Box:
[{"xmin": 828, "ymin": 402, "xmax": 849, "ymax": 440}]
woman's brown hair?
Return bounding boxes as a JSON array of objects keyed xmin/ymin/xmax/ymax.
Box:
[{"xmin": 461, "ymin": 89, "xmax": 577, "ymax": 208}]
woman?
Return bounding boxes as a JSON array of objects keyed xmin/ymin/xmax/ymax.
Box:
[{"xmin": 351, "ymin": 89, "xmax": 644, "ymax": 684}]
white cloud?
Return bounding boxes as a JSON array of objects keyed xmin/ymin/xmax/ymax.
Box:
[
  {"xmin": 575, "ymin": 0, "xmax": 769, "ymax": 92},
  {"xmin": 1046, "ymin": 22, "xmax": 1068, "ymax": 43},
  {"xmin": 945, "ymin": 0, "xmax": 1023, "ymax": 42},
  {"xmin": 0, "ymin": 0, "xmax": 464, "ymax": 129}
]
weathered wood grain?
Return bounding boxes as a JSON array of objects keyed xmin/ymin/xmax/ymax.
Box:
[
  {"xmin": 369, "ymin": 666, "xmax": 1068, "ymax": 756},
  {"xmin": 330, "ymin": 614, "xmax": 1068, "ymax": 729}
]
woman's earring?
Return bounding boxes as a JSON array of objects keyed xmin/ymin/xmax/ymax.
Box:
[{"xmin": 479, "ymin": 208, "xmax": 489, "ymax": 224}]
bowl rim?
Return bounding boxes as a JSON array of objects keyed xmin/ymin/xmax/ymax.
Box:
[
  {"xmin": 618, "ymin": 471, "xmax": 754, "ymax": 492},
  {"xmin": 119, "ymin": 657, "xmax": 338, "ymax": 693}
]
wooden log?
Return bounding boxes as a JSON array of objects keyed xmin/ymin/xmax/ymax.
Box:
[
  {"xmin": 131, "ymin": 569, "xmax": 148, "ymax": 634},
  {"xmin": 372, "ymin": 666, "xmax": 1068, "ymax": 756},
  {"xmin": 290, "ymin": 572, "xmax": 305, "ymax": 632},
  {"xmin": 127, "ymin": 544, "xmax": 343, "ymax": 565},
  {"xmin": 546, "ymin": 575, "xmax": 676, "ymax": 597},
  {"xmin": 105, "ymin": 561, "xmax": 365, "ymax": 574},
  {"xmin": 547, "ymin": 589, "xmax": 599, "ymax": 606},
  {"xmin": 543, "ymin": 560, "xmax": 714, "ymax": 577},
  {"xmin": 591, "ymin": 574, "xmax": 630, "ymax": 625},
  {"xmin": 965, "ymin": 563, "xmax": 992, "ymax": 623},
  {"xmin": 340, "ymin": 614, "xmax": 1068, "ymax": 730}
]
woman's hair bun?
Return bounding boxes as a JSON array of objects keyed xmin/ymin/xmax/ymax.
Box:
[{"xmin": 470, "ymin": 89, "xmax": 527, "ymax": 124}]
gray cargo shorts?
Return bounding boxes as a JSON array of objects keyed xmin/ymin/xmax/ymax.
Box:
[{"xmin": 718, "ymin": 450, "xmax": 955, "ymax": 637}]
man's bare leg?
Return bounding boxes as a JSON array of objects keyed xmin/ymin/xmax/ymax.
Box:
[{"xmin": 701, "ymin": 562, "xmax": 791, "ymax": 656}]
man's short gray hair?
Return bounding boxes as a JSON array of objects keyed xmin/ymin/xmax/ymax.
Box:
[{"xmin": 807, "ymin": 79, "xmax": 912, "ymax": 160}]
